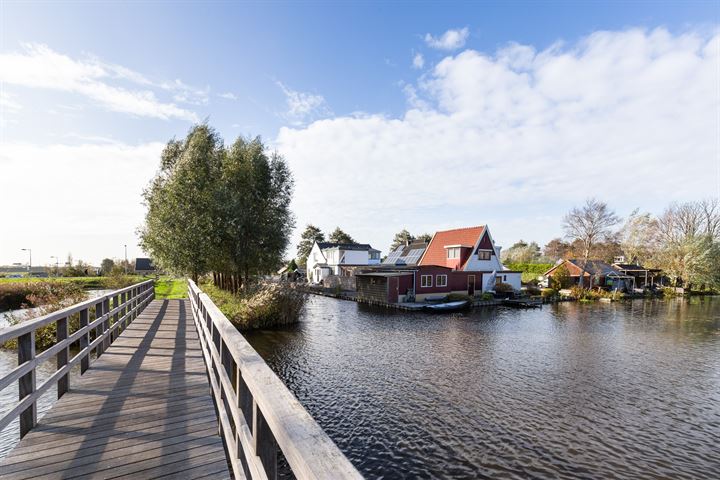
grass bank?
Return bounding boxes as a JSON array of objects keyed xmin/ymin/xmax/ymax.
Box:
[
  {"xmin": 201, "ymin": 282, "xmax": 306, "ymax": 330},
  {"xmin": 155, "ymin": 278, "xmax": 187, "ymax": 299}
]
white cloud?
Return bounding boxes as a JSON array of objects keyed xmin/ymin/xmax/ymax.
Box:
[
  {"xmin": 218, "ymin": 92, "xmax": 238, "ymax": 100},
  {"xmin": 0, "ymin": 44, "xmax": 199, "ymax": 121},
  {"xmin": 277, "ymin": 28, "xmax": 719, "ymax": 253},
  {"xmin": 425, "ymin": 27, "xmax": 470, "ymax": 50},
  {"xmin": 412, "ymin": 52, "xmax": 425, "ymax": 69},
  {"xmin": 276, "ymin": 81, "xmax": 330, "ymax": 124},
  {"xmin": 0, "ymin": 140, "xmax": 165, "ymax": 265}
]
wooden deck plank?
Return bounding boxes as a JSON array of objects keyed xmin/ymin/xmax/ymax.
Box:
[{"xmin": 0, "ymin": 299, "xmax": 230, "ymax": 480}]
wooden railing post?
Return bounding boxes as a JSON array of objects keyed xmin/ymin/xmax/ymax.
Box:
[
  {"xmin": 253, "ymin": 402, "xmax": 278, "ymax": 480},
  {"xmin": 103, "ymin": 297, "xmax": 111, "ymax": 351},
  {"xmin": 18, "ymin": 331, "xmax": 36, "ymax": 438},
  {"xmin": 80, "ymin": 308, "xmax": 89, "ymax": 374},
  {"xmin": 56, "ymin": 316, "xmax": 69, "ymax": 398},
  {"xmin": 96, "ymin": 300, "xmax": 105, "ymax": 357}
]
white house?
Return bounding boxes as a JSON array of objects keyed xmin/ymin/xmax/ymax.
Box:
[{"xmin": 307, "ymin": 242, "xmax": 381, "ymax": 284}]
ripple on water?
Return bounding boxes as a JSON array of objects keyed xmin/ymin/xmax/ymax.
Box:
[{"xmin": 244, "ymin": 297, "xmax": 720, "ymax": 479}]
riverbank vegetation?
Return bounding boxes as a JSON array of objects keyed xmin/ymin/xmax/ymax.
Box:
[
  {"xmin": 200, "ymin": 281, "xmax": 305, "ymax": 330},
  {"xmin": 140, "ymin": 124, "xmax": 304, "ymax": 328},
  {"xmin": 503, "ymin": 198, "xmax": 720, "ymax": 295}
]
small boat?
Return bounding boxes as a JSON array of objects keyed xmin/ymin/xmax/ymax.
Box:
[{"xmin": 423, "ymin": 300, "xmax": 469, "ymax": 312}]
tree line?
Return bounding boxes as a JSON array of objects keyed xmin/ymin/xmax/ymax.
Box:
[
  {"xmin": 502, "ymin": 198, "xmax": 720, "ymax": 289},
  {"xmin": 140, "ymin": 125, "xmax": 294, "ymax": 292}
]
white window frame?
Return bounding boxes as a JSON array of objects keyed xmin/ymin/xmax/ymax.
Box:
[
  {"xmin": 477, "ymin": 250, "xmax": 492, "ymax": 261},
  {"xmin": 447, "ymin": 247, "xmax": 460, "ymax": 259},
  {"xmin": 436, "ymin": 275, "xmax": 448, "ymax": 287},
  {"xmin": 421, "ymin": 275, "xmax": 433, "ymax": 288}
]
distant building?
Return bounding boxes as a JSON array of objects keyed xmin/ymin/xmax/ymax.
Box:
[
  {"xmin": 307, "ymin": 242, "xmax": 381, "ymax": 284},
  {"xmin": 544, "ymin": 259, "xmax": 635, "ymax": 290},
  {"xmin": 134, "ymin": 258, "xmax": 156, "ymax": 275}
]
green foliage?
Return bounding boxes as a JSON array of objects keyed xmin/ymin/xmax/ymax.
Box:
[
  {"xmin": 549, "ymin": 263, "xmax": 572, "ymax": 289},
  {"xmin": 155, "ymin": 278, "xmax": 187, "ymax": 299},
  {"xmin": 201, "ymin": 282, "xmax": 306, "ymax": 330},
  {"xmin": 479, "ymin": 292, "xmax": 494, "ymax": 301},
  {"xmin": 297, "ymin": 224, "xmax": 324, "ymax": 265},
  {"xmin": 287, "ymin": 258, "xmax": 298, "ymax": 271},
  {"xmin": 140, "ymin": 125, "xmax": 295, "ymax": 283},
  {"xmin": 495, "ymin": 282, "xmax": 515, "ymax": 293},
  {"xmin": 328, "ymin": 227, "xmax": 355, "ymax": 244},
  {"xmin": 505, "ymin": 263, "xmax": 554, "ymax": 274},
  {"xmin": 502, "ymin": 240, "xmax": 542, "ymax": 263},
  {"xmin": 390, "ymin": 229, "xmax": 414, "ymax": 251},
  {"xmin": 541, "ymin": 288, "xmax": 558, "ymax": 298},
  {"xmin": 100, "ymin": 258, "xmax": 115, "ymax": 275}
]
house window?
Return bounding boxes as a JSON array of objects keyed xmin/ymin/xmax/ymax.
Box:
[
  {"xmin": 447, "ymin": 247, "xmax": 460, "ymax": 259},
  {"xmin": 421, "ymin": 275, "xmax": 433, "ymax": 288},
  {"xmin": 436, "ymin": 275, "xmax": 448, "ymax": 287},
  {"xmin": 478, "ymin": 250, "xmax": 491, "ymax": 260}
]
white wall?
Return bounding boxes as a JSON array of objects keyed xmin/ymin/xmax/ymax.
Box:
[{"xmin": 340, "ymin": 249, "xmax": 369, "ymax": 265}]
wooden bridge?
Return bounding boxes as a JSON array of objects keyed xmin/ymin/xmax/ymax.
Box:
[{"xmin": 0, "ymin": 280, "xmax": 361, "ymax": 479}]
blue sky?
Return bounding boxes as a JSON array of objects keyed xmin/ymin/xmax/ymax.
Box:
[{"xmin": 1, "ymin": 1, "xmax": 718, "ymax": 266}]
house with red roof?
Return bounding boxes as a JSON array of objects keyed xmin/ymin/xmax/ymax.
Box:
[{"xmin": 356, "ymin": 225, "xmax": 521, "ymax": 304}]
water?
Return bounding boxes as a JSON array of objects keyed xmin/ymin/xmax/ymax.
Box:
[
  {"xmin": 0, "ymin": 289, "xmax": 111, "ymax": 457},
  {"xmin": 244, "ymin": 296, "xmax": 720, "ymax": 479}
]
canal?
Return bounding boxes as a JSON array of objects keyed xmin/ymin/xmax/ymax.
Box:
[{"xmin": 244, "ymin": 296, "xmax": 720, "ymax": 479}]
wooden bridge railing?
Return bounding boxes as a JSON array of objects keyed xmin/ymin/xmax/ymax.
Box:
[
  {"xmin": 188, "ymin": 280, "xmax": 362, "ymax": 480},
  {"xmin": 0, "ymin": 280, "xmax": 155, "ymax": 439}
]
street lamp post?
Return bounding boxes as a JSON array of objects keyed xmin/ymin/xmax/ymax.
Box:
[
  {"xmin": 124, "ymin": 245, "xmax": 128, "ymax": 274},
  {"xmin": 50, "ymin": 256, "xmax": 60, "ymax": 277},
  {"xmin": 21, "ymin": 248, "xmax": 31, "ymax": 273}
]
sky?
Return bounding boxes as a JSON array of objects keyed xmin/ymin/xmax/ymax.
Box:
[{"xmin": 1, "ymin": 1, "xmax": 719, "ymax": 267}]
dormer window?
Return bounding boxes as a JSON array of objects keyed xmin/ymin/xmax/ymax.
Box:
[
  {"xmin": 477, "ymin": 250, "xmax": 492, "ymax": 260},
  {"xmin": 447, "ymin": 247, "xmax": 460, "ymax": 259}
]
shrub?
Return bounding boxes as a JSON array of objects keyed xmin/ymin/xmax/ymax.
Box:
[
  {"xmin": 201, "ymin": 282, "xmax": 307, "ymax": 330},
  {"xmin": 479, "ymin": 292, "xmax": 494, "ymax": 301},
  {"xmin": 447, "ymin": 293, "xmax": 472, "ymax": 302},
  {"xmin": 2, "ymin": 282, "xmax": 87, "ymax": 350},
  {"xmin": 525, "ymin": 286, "xmax": 542, "ymax": 296},
  {"xmin": 541, "ymin": 288, "xmax": 558, "ymax": 298},
  {"xmin": 495, "ymin": 282, "xmax": 515, "ymax": 293}
]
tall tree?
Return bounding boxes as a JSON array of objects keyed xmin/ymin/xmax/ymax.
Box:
[
  {"xmin": 100, "ymin": 258, "xmax": 115, "ymax": 275},
  {"xmin": 619, "ymin": 209, "xmax": 659, "ymax": 264},
  {"xmin": 416, "ymin": 233, "xmax": 432, "ymax": 243},
  {"xmin": 562, "ymin": 198, "xmax": 620, "ymax": 284},
  {"xmin": 297, "ymin": 224, "xmax": 325, "ymax": 265},
  {"xmin": 328, "ymin": 227, "xmax": 355, "ymax": 244},
  {"xmin": 653, "ymin": 199, "xmax": 720, "ymax": 287},
  {"xmin": 543, "ymin": 238, "xmax": 571, "ymax": 260},
  {"xmin": 140, "ymin": 124, "xmax": 223, "ymax": 282},
  {"xmin": 140, "ymin": 126, "xmax": 294, "ymax": 288},
  {"xmin": 390, "ymin": 229, "xmax": 415, "ymax": 251},
  {"xmin": 217, "ymin": 136, "xmax": 295, "ymax": 283},
  {"xmin": 502, "ymin": 240, "xmax": 542, "ymax": 263}
]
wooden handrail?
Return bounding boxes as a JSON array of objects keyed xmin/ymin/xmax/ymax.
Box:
[
  {"xmin": 0, "ymin": 280, "xmax": 155, "ymax": 438},
  {"xmin": 188, "ymin": 280, "xmax": 362, "ymax": 480}
]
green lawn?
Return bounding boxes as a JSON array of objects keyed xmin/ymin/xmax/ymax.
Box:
[{"xmin": 154, "ymin": 278, "xmax": 187, "ymax": 299}]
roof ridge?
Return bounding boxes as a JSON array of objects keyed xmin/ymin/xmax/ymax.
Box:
[{"xmin": 433, "ymin": 225, "xmax": 485, "ymax": 234}]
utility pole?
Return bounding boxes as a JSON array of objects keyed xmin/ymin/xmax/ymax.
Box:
[
  {"xmin": 50, "ymin": 256, "xmax": 60, "ymax": 276},
  {"xmin": 124, "ymin": 244, "xmax": 128, "ymax": 274},
  {"xmin": 21, "ymin": 248, "xmax": 31, "ymax": 273}
]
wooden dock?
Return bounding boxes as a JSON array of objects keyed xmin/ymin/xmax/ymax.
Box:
[{"xmin": 0, "ymin": 299, "xmax": 230, "ymax": 479}]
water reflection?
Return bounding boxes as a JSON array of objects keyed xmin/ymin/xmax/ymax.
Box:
[{"xmin": 244, "ymin": 296, "xmax": 720, "ymax": 479}]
